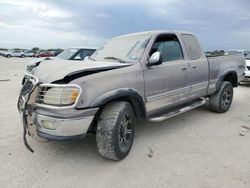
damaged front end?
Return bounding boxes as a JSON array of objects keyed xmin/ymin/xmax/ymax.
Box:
[
  {"xmin": 17, "ymin": 74, "xmax": 47, "ymax": 152},
  {"xmin": 17, "ymin": 73, "xmax": 99, "ymax": 153}
]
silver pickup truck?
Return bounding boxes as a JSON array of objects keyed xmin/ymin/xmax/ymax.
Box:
[{"xmin": 18, "ymin": 30, "xmax": 245, "ymax": 161}]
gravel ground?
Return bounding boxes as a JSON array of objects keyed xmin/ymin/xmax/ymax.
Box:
[{"xmin": 0, "ymin": 57, "xmax": 250, "ymax": 188}]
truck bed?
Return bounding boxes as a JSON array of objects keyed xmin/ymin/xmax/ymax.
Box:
[{"xmin": 207, "ymin": 54, "xmax": 245, "ymax": 94}]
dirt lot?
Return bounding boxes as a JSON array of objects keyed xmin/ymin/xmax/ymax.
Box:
[{"xmin": 0, "ymin": 56, "xmax": 250, "ymax": 188}]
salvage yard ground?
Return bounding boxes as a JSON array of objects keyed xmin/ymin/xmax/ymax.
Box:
[{"xmin": 0, "ymin": 57, "xmax": 250, "ymax": 188}]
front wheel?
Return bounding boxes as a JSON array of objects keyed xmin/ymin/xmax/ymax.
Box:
[
  {"xmin": 96, "ymin": 101, "xmax": 135, "ymax": 161},
  {"xmin": 209, "ymin": 81, "xmax": 233, "ymax": 113}
]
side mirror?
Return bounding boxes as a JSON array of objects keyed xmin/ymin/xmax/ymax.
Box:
[{"xmin": 148, "ymin": 51, "xmax": 162, "ymax": 66}]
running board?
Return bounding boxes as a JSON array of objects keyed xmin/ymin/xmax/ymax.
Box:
[{"xmin": 149, "ymin": 99, "xmax": 206, "ymax": 122}]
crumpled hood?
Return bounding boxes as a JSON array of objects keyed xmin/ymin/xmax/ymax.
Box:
[
  {"xmin": 33, "ymin": 59, "xmax": 130, "ymax": 83},
  {"xmin": 26, "ymin": 57, "xmax": 54, "ymax": 73}
]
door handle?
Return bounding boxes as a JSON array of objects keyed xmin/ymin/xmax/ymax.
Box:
[
  {"xmin": 192, "ymin": 66, "xmax": 198, "ymax": 69},
  {"xmin": 181, "ymin": 67, "xmax": 187, "ymax": 71}
]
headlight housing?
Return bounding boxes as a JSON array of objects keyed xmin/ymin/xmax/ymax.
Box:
[{"xmin": 36, "ymin": 84, "xmax": 81, "ymax": 108}]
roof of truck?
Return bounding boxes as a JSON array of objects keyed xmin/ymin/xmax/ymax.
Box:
[{"xmin": 114, "ymin": 30, "xmax": 195, "ymax": 38}]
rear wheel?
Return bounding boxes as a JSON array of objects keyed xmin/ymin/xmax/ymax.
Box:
[
  {"xmin": 20, "ymin": 54, "xmax": 25, "ymax": 58},
  {"xmin": 209, "ymin": 81, "xmax": 233, "ymax": 113},
  {"xmin": 96, "ymin": 101, "xmax": 135, "ymax": 161},
  {"xmin": 6, "ymin": 54, "xmax": 10, "ymax": 58}
]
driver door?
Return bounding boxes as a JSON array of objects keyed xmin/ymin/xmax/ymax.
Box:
[{"xmin": 143, "ymin": 34, "xmax": 191, "ymax": 115}]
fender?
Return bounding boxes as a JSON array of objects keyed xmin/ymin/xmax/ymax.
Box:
[
  {"xmin": 218, "ymin": 69, "xmax": 238, "ymax": 89},
  {"xmin": 90, "ymin": 88, "xmax": 146, "ymax": 118},
  {"xmin": 219, "ymin": 69, "xmax": 237, "ymax": 80}
]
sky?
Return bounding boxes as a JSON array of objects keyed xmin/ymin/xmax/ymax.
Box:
[{"xmin": 0, "ymin": 0, "xmax": 250, "ymax": 50}]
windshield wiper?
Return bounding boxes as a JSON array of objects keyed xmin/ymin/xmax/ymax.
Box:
[{"xmin": 104, "ymin": 56, "xmax": 127, "ymax": 63}]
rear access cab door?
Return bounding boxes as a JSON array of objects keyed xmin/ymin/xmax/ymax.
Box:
[{"xmin": 181, "ymin": 34, "xmax": 209, "ymax": 99}]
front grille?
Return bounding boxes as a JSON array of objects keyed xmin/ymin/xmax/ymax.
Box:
[{"xmin": 247, "ymin": 66, "xmax": 250, "ymax": 71}]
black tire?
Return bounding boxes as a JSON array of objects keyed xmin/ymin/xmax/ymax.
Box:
[
  {"xmin": 96, "ymin": 101, "xmax": 135, "ymax": 161},
  {"xmin": 6, "ymin": 54, "xmax": 10, "ymax": 58},
  {"xmin": 21, "ymin": 54, "xmax": 25, "ymax": 58},
  {"xmin": 209, "ymin": 81, "xmax": 233, "ymax": 113}
]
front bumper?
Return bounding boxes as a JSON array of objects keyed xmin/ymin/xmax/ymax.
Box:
[{"xmin": 32, "ymin": 108, "xmax": 98, "ymax": 141}]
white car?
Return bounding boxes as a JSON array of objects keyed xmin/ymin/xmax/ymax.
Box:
[
  {"xmin": 24, "ymin": 50, "xmax": 34, "ymax": 57},
  {"xmin": 4, "ymin": 50, "xmax": 25, "ymax": 58},
  {"xmin": 242, "ymin": 54, "xmax": 250, "ymax": 82}
]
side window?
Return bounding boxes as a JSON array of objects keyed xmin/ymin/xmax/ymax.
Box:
[
  {"xmin": 150, "ymin": 35, "xmax": 184, "ymax": 62},
  {"xmin": 182, "ymin": 34, "xmax": 201, "ymax": 60}
]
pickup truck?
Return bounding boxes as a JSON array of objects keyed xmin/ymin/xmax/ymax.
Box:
[{"xmin": 18, "ymin": 30, "xmax": 245, "ymax": 161}]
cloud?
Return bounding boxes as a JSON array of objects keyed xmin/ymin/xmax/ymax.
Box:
[{"xmin": 0, "ymin": 0, "xmax": 249, "ymax": 50}]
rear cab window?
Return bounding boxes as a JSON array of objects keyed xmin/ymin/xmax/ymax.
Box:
[{"xmin": 181, "ymin": 34, "xmax": 202, "ymax": 60}]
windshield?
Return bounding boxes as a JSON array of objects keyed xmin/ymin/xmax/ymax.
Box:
[
  {"xmin": 90, "ymin": 33, "xmax": 151, "ymax": 63},
  {"xmin": 56, "ymin": 48, "xmax": 78, "ymax": 60}
]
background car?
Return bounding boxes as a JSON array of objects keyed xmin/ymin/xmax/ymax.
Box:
[
  {"xmin": 0, "ymin": 50, "xmax": 8, "ymax": 56},
  {"xmin": 226, "ymin": 49, "xmax": 250, "ymax": 57},
  {"xmin": 33, "ymin": 51, "xmax": 55, "ymax": 58},
  {"xmin": 3, "ymin": 50, "xmax": 25, "ymax": 58},
  {"xmin": 242, "ymin": 54, "xmax": 250, "ymax": 82},
  {"xmin": 24, "ymin": 50, "xmax": 34, "ymax": 57},
  {"xmin": 25, "ymin": 48, "xmax": 96, "ymax": 74},
  {"xmin": 56, "ymin": 47, "xmax": 96, "ymax": 60}
]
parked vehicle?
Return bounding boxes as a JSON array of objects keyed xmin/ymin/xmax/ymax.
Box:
[
  {"xmin": 33, "ymin": 50, "xmax": 44, "ymax": 57},
  {"xmin": 33, "ymin": 51, "xmax": 55, "ymax": 58},
  {"xmin": 24, "ymin": 50, "xmax": 34, "ymax": 57},
  {"xmin": 18, "ymin": 30, "xmax": 245, "ymax": 160},
  {"xmin": 0, "ymin": 50, "xmax": 8, "ymax": 56},
  {"xmin": 226, "ymin": 49, "xmax": 250, "ymax": 57},
  {"xmin": 241, "ymin": 54, "xmax": 250, "ymax": 82},
  {"xmin": 4, "ymin": 50, "xmax": 25, "ymax": 58},
  {"xmin": 25, "ymin": 48, "xmax": 96, "ymax": 73},
  {"xmin": 56, "ymin": 47, "xmax": 96, "ymax": 60}
]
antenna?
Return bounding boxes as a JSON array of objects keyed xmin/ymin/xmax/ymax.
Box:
[{"xmin": 85, "ymin": 27, "xmax": 92, "ymax": 46}]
